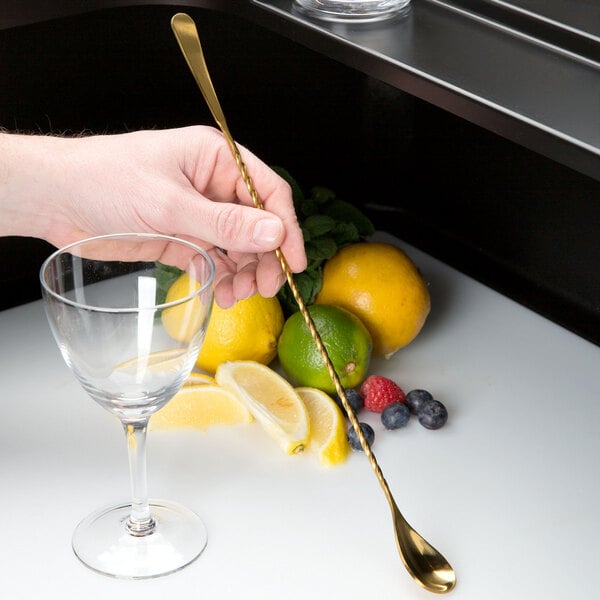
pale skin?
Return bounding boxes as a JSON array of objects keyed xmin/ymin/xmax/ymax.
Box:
[{"xmin": 0, "ymin": 126, "xmax": 307, "ymax": 307}]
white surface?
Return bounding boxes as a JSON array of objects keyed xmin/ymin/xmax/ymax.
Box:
[{"xmin": 1, "ymin": 233, "xmax": 599, "ymax": 599}]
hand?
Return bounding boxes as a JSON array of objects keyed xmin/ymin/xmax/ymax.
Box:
[{"xmin": 0, "ymin": 127, "xmax": 307, "ymax": 307}]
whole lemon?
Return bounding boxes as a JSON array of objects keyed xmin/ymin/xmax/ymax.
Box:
[
  {"xmin": 315, "ymin": 242, "xmax": 430, "ymax": 357},
  {"xmin": 195, "ymin": 294, "xmax": 284, "ymax": 374},
  {"xmin": 162, "ymin": 273, "xmax": 206, "ymax": 343},
  {"xmin": 277, "ymin": 304, "xmax": 372, "ymax": 394}
]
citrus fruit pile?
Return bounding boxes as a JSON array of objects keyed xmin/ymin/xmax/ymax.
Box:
[{"xmin": 156, "ymin": 235, "xmax": 433, "ymax": 468}]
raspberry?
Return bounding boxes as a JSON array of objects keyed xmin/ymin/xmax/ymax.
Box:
[{"xmin": 360, "ymin": 375, "xmax": 405, "ymax": 413}]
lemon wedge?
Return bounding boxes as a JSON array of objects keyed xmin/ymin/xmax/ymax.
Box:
[
  {"xmin": 184, "ymin": 371, "xmax": 215, "ymax": 386},
  {"xmin": 150, "ymin": 383, "xmax": 252, "ymax": 430},
  {"xmin": 295, "ymin": 387, "xmax": 350, "ymax": 467},
  {"xmin": 215, "ymin": 361, "xmax": 309, "ymax": 454}
]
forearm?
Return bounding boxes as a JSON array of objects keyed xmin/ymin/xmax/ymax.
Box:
[{"xmin": 0, "ymin": 132, "xmax": 73, "ymax": 239}]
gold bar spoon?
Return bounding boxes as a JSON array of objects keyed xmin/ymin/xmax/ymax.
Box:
[{"xmin": 170, "ymin": 12, "xmax": 456, "ymax": 594}]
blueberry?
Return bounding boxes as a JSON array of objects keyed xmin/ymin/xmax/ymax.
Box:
[
  {"xmin": 381, "ymin": 402, "xmax": 411, "ymax": 430},
  {"xmin": 347, "ymin": 422, "xmax": 375, "ymax": 450},
  {"xmin": 405, "ymin": 389, "xmax": 433, "ymax": 415},
  {"xmin": 418, "ymin": 399, "xmax": 448, "ymax": 430},
  {"xmin": 334, "ymin": 388, "xmax": 364, "ymax": 415}
]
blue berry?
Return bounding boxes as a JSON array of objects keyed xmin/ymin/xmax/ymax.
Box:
[
  {"xmin": 405, "ymin": 389, "xmax": 433, "ymax": 415},
  {"xmin": 381, "ymin": 402, "xmax": 411, "ymax": 429},
  {"xmin": 334, "ymin": 388, "xmax": 364, "ymax": 415},
  {"xmin": 347, "ymin": 422, "xmax": 375, "ymax": 450},
  {"xmin": 418, "ymin": 400, "xmax": 448, "ymax": 430}
]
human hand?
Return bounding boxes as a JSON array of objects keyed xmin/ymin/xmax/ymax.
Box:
[{"xmin": 1, "ymin": 127, "xmax": 306, "ymax": 307}]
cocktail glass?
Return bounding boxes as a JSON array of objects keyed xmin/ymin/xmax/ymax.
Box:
[{"xmin": 40, "ymin": 233, "xmax": 215, "ymax": 579}]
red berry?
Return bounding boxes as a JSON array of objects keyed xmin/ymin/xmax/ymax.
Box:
[{"xmin": 360, "ymin": 375, "xmax": 405, "ymax": 413}]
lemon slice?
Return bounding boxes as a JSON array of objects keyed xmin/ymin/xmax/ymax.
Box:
[
  {"xmin": 150, "ymin": 384, "xmax": 252, "ymax": 430},
  {"xmin": 184, "ymin": 371, "xmax": 215, "ymax": 386},
  {"xmin": 215, "ymin": 361, "xmax": 309, "ymax": 454},
  {"xmin": 116, "ymin": 348, "xmax": 188, "ymax": 375},
  {"xmin": 295, "ymin": 387, "xmax": 350, "ymax": 467}
]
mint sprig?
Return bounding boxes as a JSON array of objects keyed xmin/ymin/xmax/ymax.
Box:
[{"xmin": 273, "ymin": 167, "xmax": 374, "ymax": 315}]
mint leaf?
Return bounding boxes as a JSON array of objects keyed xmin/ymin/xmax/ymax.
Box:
[
  {"xmin": 303, "ymin": 214, "xmax": 336, "ymax": 237},
  {"xmin": 310, "ymin": 186, "xmax": 336, "ymax": 205},
  {"xmin": 277, "ymin": 269, "xmax": 322, "ymax": 314},
  {"xmin": 306, "ymin": 237, "xmax": 338, "ymax": 263},
  {"xmin": 299, "ymin": 199, "xmax": 319, "ymax": 217},
  {"xmin": 331, "ymin": 221, "xmax": 360, "ymax": 246},
  {"xmin": 324, "ymin": 199, "xmax": 375, "ymax": 237}
]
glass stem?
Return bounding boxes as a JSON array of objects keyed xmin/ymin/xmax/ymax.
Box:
[{"xmin": 123, "ymin": 421, "xmax": 156, "ymax": 537}]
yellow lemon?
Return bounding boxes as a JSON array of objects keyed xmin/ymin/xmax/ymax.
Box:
[
  {"xmin": 277, "ymin": 304, "xmax": 372, "ymax": 395},
  {"xmin": 150, "ymin": 384, "xmax": 252, "ymax": 430},
  {"xmin": 215, "ymin": 361, "xmax": 309, "ymax": 454},
  {"xmin": 315, "ymin": 242, "xmax": 430, "ymax": 357},
  {"xmin": 296, "ymin": 387, "xmax": 350, "ymax": 467},
  {"xmin": 195, "ymin": 295, "xmax": 284, "ymax": 374},
  {"xmin": 161, "ymin": 273, "xmax": 209, "ymax": 343},
  {"xmin": 183, "ymin": 371, "xmax": 215, "ymax": 386}
]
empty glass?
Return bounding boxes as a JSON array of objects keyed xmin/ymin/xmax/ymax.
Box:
[{"xmin": 40, "ymin": 233, "xmax": 215, "ymax": 579}]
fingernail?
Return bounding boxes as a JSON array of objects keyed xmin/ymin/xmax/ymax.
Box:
[{"xmin": 252, "ymin": 218, "xmax": 283, "ymax": 245}]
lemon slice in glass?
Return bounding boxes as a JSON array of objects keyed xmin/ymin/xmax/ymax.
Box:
[
  {"xmin": 150, "ymin": 383, "xmax": 252, "ymax": 430},
  {"xmin": 116, "ymin": 348, "xmax": 188, "ymax": 374},
  {"xmin": 295, "ymin": 387, "xmax": 350, "ymax": 467},
  {"xmin": 215, "ymin": 361, "xmax": 309, "ymax": 454}
]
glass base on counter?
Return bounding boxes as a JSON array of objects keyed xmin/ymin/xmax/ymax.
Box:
[{"xmin": 71, "ymin": 500, "xmax": 207, "ymax": 579}]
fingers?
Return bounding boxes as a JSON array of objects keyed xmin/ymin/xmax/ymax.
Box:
[
  {"xmin": 210, "ymin": 249, "xmax": 237, "ymax": 309},
  {"xmin": 255, "ymin": 251, "xmax": 287, "ymax": 298},
  {"xmin": 211, "ymin": 248, "xmax": 288, "ymax": 308}
]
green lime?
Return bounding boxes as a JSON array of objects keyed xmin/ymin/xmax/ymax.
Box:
[{"xmin": 277, "ymin": 304, "xmax": 372, "ymax": 394}]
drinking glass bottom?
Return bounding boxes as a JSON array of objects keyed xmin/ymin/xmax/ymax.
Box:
[
  {"xmin": 294, "ymin": 0, "xmax": 411, "ymax": 22},
  {"xmin": 72, "ymin": 500, "xmax": 207, "ymax": 579}
]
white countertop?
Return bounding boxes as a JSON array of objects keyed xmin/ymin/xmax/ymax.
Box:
[{"xmin": 1, "ymin": 232, "xmax": 599, "ymax": 599}]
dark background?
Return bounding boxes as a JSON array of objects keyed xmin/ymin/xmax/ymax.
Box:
[{"xmin": 1, "ymin": 5, "xmax": 598, "ymax": 344}]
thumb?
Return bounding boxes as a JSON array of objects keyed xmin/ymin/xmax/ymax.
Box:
[{"xmin": 172, "ymin": 197, "xmax": 285, "ymax": 254}]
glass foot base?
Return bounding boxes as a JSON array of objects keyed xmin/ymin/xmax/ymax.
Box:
[
  {"xmin": 72, "ymin": 500, "xmax": 207, "ymax": 579},
  {"xmin": 293, "ymin": 0, "xmax": 411, "ymax": 23}
]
